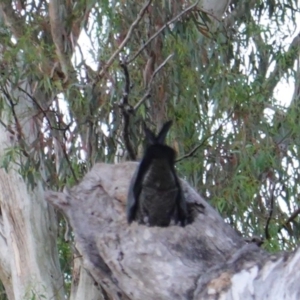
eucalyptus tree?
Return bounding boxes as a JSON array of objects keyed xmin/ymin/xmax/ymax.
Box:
[{"xmin": 0, "ymin": 0, "xmax": 299, "ymax": 299}]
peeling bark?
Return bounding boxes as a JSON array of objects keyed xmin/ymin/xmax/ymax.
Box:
[
  {"xmin": 0, "ymin": 83, "xmax": 64, "ymax": 300},
  {"xmin": 70, "ymin": 254, "xmax": 105, "ymax": 300},
  {"xmin": 45, "ymin": 162, "xmax": 300, "ymax": 300}
]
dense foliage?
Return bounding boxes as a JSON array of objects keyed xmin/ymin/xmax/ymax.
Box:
[{"xmin": 0, "ymin": 0, "xmax": 300, "ymax": 295}]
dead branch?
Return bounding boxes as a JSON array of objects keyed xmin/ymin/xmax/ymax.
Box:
[{"xmin": 119, "ymin": 62, "xmax": 136, "ymax": 160}]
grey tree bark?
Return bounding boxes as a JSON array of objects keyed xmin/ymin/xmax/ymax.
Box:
[
  {"xmin": 0, "ymin": 83, "xmax": 64, "ymax": 299},
  {"xmin": 3, "ymin": 0, "xmax": 298, "ymax": 299},
  {"xmin": 46, "ymin": 162, "xmax": 300, "ymax": 300}
]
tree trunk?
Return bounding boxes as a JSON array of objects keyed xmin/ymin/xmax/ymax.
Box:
[
  {"xmin": 0, "ymin": 83, "xmax": 64, "ymax": 299},
  {"xmin": 46, "ymin": 162, "xmax": 300, "ymax": 300},
  {"xmin": 2, "ymin": 1, "xmax": 296, "ymax": 299}
]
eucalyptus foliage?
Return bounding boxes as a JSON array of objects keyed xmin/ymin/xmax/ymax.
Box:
[{"xmin": 0, "ymin": 3, "xmax": 299, "ymax": 293}]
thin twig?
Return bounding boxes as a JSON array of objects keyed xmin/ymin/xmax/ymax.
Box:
[
  {"xmin": 17, "ymin": 87, "xmax": 78, "ymax": 183},
  {"xmin": 128, "ymin": 0, "xmax": 200, "ymax": 64},
  {"xmin": 278, "ymin": 206, "xmax": 300, "ymax": 234},
  {"xmin": 98, "ymin": 0, "xmax": 152, "ymax": 79},
  {"xmin": 176, "ymin": 122, "xmax": 223, "ymax": 162},
  {"xmin": 176, "ymin": 144, "xmax": 204, "ymax": 163},
  {"xmin": 62, "ymin": 144, "xmax": 78, "ymax": 183},
  {"xmin": 134, "ymin": 53, "xmax": 174, "ymax": 111},
  {"xmin": 1, "ymin": 87, "xmax": 29, "ymax": 157},
  {"xmin": 18, "ymin": 86, "xmax": 73, "ymax": 132},
  {"xmin": 0, "ymin": 119, "xmax": 14, "ymax": 134}
]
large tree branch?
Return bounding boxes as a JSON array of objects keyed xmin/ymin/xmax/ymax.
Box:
[
  {"xmin": 49, "ymin": 0, "xmax": 74, "ymax": 81},
  {"xmin": 250, "ymin": 16, "xmax": 270, "ymax": 80},
  {"xmin": 289, "ymin": 55, "xmax": 300, "ymax": 108},
  {"xmin": 0, "ymin": 1, "xmax": 25, "ymax": 39},
  {"xmin": 47, "ymin": 162, "xmax": 278, "ymax": 299},
  {"xmin": 46, "ymin": 162, "xmax": 300, "ymax": 299}
]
